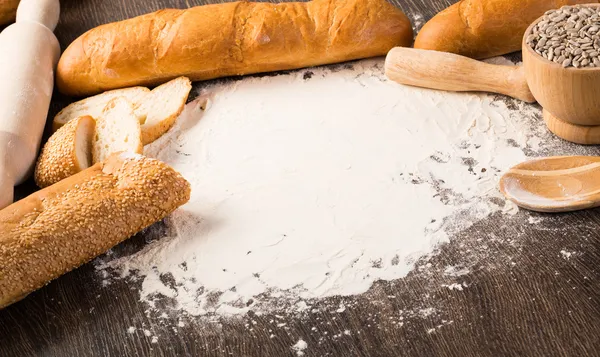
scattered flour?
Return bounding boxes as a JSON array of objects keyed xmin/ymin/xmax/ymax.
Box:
[
  {"xmin": 443, "ymin": 283, "xmax": 466, "ymax": 291},
  {"xmin": 292, "ymin": 339, "xmax": 308, "ymax": 356},
  {"xmin": 127, "ymin": 327, "xmax": 135, "ymax": 334},
  {"xmin": 96, "ymin": 58, "xmax": 544, "ymax": 317},
  {"xmin": 443, "ymin": 266, "xmax": 470, "ymax": 277},
  {"xmin": 560, "ymin": 250, "xmax": 575, "ymax": 260}
]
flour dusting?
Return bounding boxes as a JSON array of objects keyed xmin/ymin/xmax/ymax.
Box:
[
  {"xmin": 96, "ymin": 59, "xmax": 543, "ymax": 317},
  {"xmin": 292, "ymin": 339, "xmax": 308, "ymax": 356}
]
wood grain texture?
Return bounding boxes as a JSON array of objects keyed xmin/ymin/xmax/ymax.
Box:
[
  {"xmin": 544, "ymin": 109, "xmax": 600, "ymax": 145},
  {"xmin": 3, "ymin": 1, "xmax": 600, "ymax": 357},
  {"xmin": 501, "ymin": 156, "xmax": 600, "ymax": 212}
]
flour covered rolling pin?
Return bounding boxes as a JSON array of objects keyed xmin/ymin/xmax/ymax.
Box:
[
  {"xmin": 0, "ymin": 0, "xmax": 60, "ymax": 209},
  {"xmin": 56, "ymin": 0, "xmax": 414, "ymax": 96}
]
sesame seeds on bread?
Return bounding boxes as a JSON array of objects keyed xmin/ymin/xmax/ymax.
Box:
[
  {"xmin": 34, "ymin": 115, "xmax": 95, "ymax": 188},
  {"xmin": 0, "ymin": 152, "xmax": 191, "ymax": 309}
]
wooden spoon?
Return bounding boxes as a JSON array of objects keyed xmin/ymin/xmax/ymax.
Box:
[
  {"xmin": 385, "ymin": 47, "xmax": 537, "ymax": 103},
  {"xmin": 500, "ymin": 156, "xmax": 600, "ymax": 213}
]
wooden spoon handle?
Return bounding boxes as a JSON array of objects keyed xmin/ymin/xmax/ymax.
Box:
[{"xmin": 384, "ymin": 47, "xmax": 536, "ymax": 103}]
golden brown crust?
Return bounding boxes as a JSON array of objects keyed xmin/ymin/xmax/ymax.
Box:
[
  {"xmin": 414, "ymin": 0, "xmax": 595, "ymax": 60},
  {"xmin": 56, "ymin": 0, "xmax": 414, "ymax": 96},
  {"xmin": 0, "ymin": 153, "xmax": 191, "ymax": 308},
  {"xmin": 0, "ymin": 0, "xmax": 19, "ymax": 25},
  {"xmin": 34, "ymin": 116, "xmax": 95, "ymax": 188}
]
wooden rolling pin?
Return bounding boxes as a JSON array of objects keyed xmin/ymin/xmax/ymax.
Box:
[
  {"xmin": 384, "ymin": 47, "xmax": 536, "ymax": 103},
  {"xmin": 0, "ymin": 0, "xmax": 60, "ymax": 209}
]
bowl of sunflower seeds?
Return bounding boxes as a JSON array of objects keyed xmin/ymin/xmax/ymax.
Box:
[{"xmin": 523, "ymin": 4, "xmax": 600, "ymax": 126}]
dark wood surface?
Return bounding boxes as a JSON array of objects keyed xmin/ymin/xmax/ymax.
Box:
[{"xmin": 2, "ymin": 1, "xmax": 600, "ymax": 356}]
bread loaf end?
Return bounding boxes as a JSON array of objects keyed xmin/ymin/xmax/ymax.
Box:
[{"xmin": 414, "ymin": 0, "xmax": 597, "ymax": 60}]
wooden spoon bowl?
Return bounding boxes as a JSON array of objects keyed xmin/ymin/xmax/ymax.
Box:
[{"xmin": 523, "ymin": 4, "xmax": 600, "ymax": 126}]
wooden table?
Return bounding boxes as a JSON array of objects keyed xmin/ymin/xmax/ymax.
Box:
[{"xmin": 2, "ymin": 1, "xmax": 600, "ymax": 356}]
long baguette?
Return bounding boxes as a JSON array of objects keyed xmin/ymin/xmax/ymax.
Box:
[
  {"xmin": 0, "ymin": 0, "xmax": 19, "ymax": 25},
  {"xmin": 414, "ymin": 0, "xmax": 594, "ymax": 60},
  {"xmin": 56, "ymin": 0, "xmax": 414, "ymax": 96},
  {"xmin": 0, "ymin": 152, "xmax": 191, "ymax": 309}
]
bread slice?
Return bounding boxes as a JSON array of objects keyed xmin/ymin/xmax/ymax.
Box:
[
  {"xmin": 53, "ymin": 86, "xmax": 150, "ymax": 132},
  {"xmin": 52, "ymin": 77, "xmax": 192, "ymax": 144},
  {"xmin": 92, "ymin": 97, "xmax": 143, "ymax": 164},
  {"xmin": 34, "ymin": 115, "xmax": 95, "ymax": 188},
  {"xmin": 138, "ymin": 77, "xmax": 192, "ymax": 144}
]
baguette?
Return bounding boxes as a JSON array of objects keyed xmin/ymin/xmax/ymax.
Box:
[
  {"xmin": 0, "ymin": 0, "xmax": 19, "ymax": 25},
  {"xmin": 34, "ymin": 115, "xmax": 95, "ymax": 188},
  {"xmin": 56, "ymin": 0, "xmax": 414, "ymax": 96},
  {"xmin": 0, "ymin": 152, "xmax": 191, "ymax": 309},
  {"xmin": 414, "ymin": 0, "xmax": 594, "ymax": 60}
]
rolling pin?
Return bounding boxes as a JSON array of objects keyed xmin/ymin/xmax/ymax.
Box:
[
  {"xmin": 0, "ymin": 0, "xmax": 60, "ymax": 209},
  {"xmin": 384, "ymin": 47, "xmax": 536, "ymax": 104}
]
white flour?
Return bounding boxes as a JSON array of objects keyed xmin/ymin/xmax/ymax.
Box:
[{"xmin": 96, "ymin": 58, "xmax": 542, "ymax": 317}]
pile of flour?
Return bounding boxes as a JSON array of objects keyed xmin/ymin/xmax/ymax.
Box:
[{"xmin": 96, "ymin": 58, "xmax": 543, "ymax": 317}]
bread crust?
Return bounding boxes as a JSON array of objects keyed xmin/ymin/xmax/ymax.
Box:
[
  {"xmin": 0, "ymin": 0, "xmax": 19, "ymax": 25},
  {"xmin": 0, "ymin": 152, "xmax": 191, "ymax": 309},
  {"xmin": 34, "ymin": 115, "xmax": 95, "ymax": 188},
  {"xmin": 56, "ymin": 0, "xmax": 414, "ymax": 96},
  {"xmin": 414, "ymin": 0, "xmax": 595, "ymax": 60}
]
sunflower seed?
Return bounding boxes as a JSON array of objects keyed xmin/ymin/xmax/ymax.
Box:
[{"xmin": 528, "ymin": 5, "xmax": 600, "ymax": 68}]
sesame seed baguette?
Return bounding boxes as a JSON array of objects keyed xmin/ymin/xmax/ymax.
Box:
[
  {"xmin": 0, "ymin": 152, "xmax": 191, "ymax": 309},
  {"xmin": 34, "ymin": 115, "xmax": 95, "ymax": 188}
]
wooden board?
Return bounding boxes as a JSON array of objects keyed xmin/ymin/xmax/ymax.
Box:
[{"xmin": 2, "ymin": 1, "xmax": 600, "ymax": 356}]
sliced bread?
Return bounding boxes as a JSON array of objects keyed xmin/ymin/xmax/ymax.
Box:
[
  {"xmin": 53, "ymin": 86, "xmax": 150, "ymax": 132},
  {"xmin": 138, "ymin": 77, "xmax": 192, "ymax": 144},
  {"xmin": 52, "ymin": 77, "xmax": 192, "ymax": 144},
  {"xmin": 34, "ymin": 115, "xmax": 95, "ymax": 188},
  {"xmin": 92, "ymin": 97, "xmax": 143, "ymax": 164}
]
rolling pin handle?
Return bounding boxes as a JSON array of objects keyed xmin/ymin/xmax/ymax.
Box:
[{"xmin": 16, "ymin": 0, "xmax": 60, "ymax": 30}]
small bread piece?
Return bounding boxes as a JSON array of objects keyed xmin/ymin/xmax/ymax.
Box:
[
  {"xmin": 0, "ymin": 152, "xmax": 191, "ymax": 309},
  {"xmin": 138, "ymin": 77, "xmax": 192, "ymax": 144},
  {"xmin": 52, "ymin": 77, "xmax": 191, "ymax": 144},
  {"xmin": 414, "ymin": 0, "xmax": 594, "ymax": 60},
  {"xmin": 56, "ymin": 0, "xmax": 414, "ymax": 96},
  {"xmin": 92, "ymin": 97, "xmax": 143, "ymax": 164},
  {"xmin": 52, "ymin": 86, "xmax": 150, "ymax": 132},
  {"xmin": 0, "ymin": 0, "xmax": 19, "ymax": 25},
  {"xmin": 34, "ymin": 115, "xmax": 95, "ymax": 188}
]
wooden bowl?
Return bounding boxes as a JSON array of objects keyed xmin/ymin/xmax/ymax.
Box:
[{"xmin": 523, "ymin": 5, "xmax": 600, "ymax": 126}]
